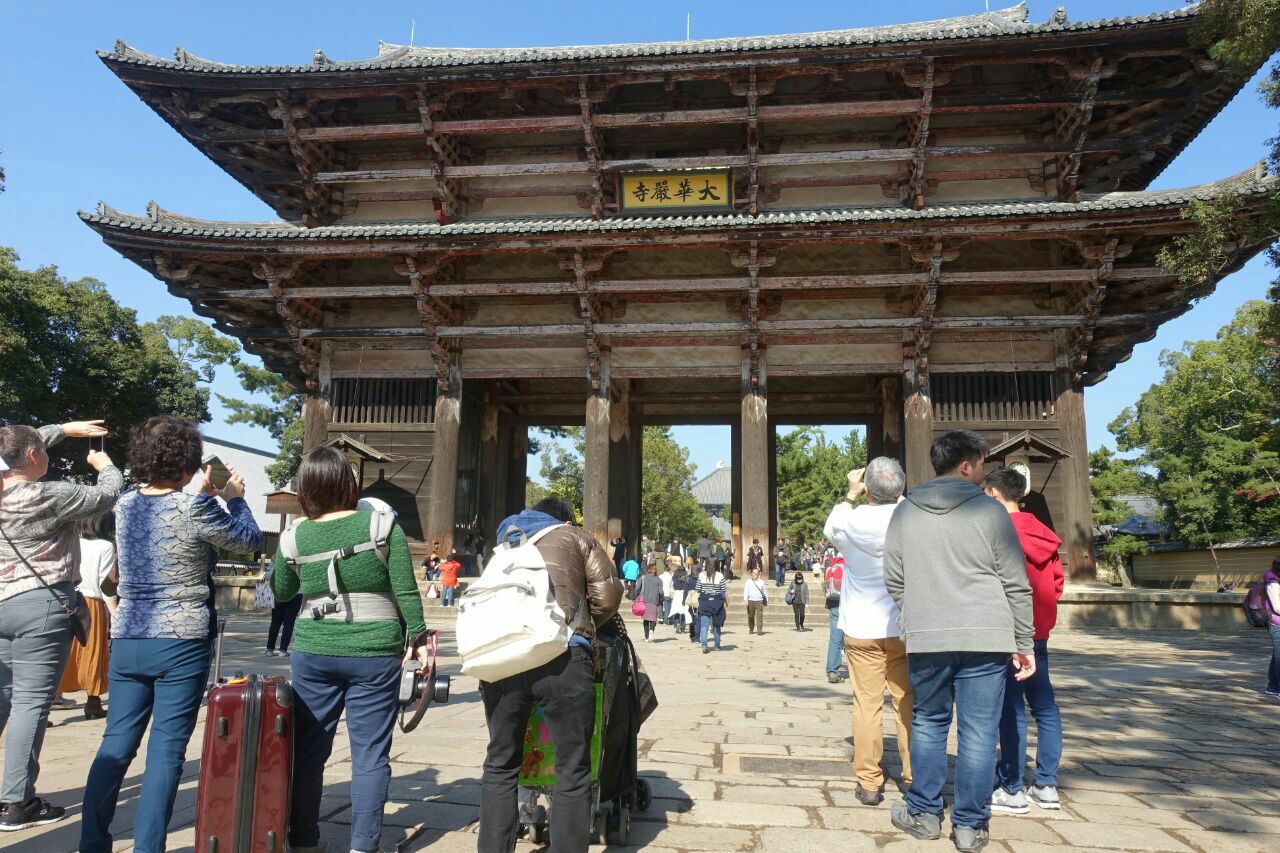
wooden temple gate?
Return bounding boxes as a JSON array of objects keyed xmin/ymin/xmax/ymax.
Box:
[{"xmin": 84, "ymin": 3, "xmax": 1276, "ymax": 582}]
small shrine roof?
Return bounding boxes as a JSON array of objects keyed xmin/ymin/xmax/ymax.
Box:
[
  {"xmin": 81, "ymin": 161, "xmax": 1274, "ymax": 241},
  {"xmin": 99, "ymin": 3, "xmax": 1203, "ymax": 75}
]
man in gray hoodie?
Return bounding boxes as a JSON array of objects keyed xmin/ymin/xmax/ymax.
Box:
[{"xmin": 883, "ymin": 430, "xmax": 1035, "ymax": 853}]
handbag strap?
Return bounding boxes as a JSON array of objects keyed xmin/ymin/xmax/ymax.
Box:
[{"xmin": 0, "ymin": 521, "xmax": 78, "ymax": 618}]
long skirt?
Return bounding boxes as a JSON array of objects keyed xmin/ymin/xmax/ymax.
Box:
[{"xmin": 60, "ymin": 596, "xmax": 110, "ymax": 697}]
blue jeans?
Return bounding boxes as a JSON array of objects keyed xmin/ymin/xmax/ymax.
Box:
[
  {"xmin": 998, "ymin": 640, "xmax": 1062, "ymax": 791},
  {"xmin": 442, "ymin": 585, "xmax": 456, "ymax": 607},
  {"xmin": 699, "ymin": 614, "xmax": 722, "ymax": 650},
  {"xmin": 1268, "ymin": 623, "xmax": 1280, "ymax": 692},
  {"xmin": 289, "ymin": 651, "xmax": 401, "ymax": 852},
  {"xmin": 826, "ymin": 607, "xmax": 844, "ymax": 675},
  {"xmin": 774, "ymin": 562, "xmax": 787, "ymax": 586},
  {"xmin": 906, "ymin": 651, "xmax": 1007, "ymax": 829},
  {"xmin": 81, "ymin": 638, "xmax": 212, "ymax": 853}
]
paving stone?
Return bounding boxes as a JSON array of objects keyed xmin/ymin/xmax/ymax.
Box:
[
  {"xmin": 650, "ymin": 738, "xmax": 718, "ymax": 756},
  {"xmin": 1063, "ymin": 789, "xmax": 1148, "ymax": 807},
  {"xmin": 987, "ymin": 816, "xmax": 1066, "ymax": 844},
  {"xmin": 1185, "ymin": 810, "xmax": 1280, "ymax": 834},
  {"xmin": 1170, "ymin": 829, "xmax": 1280, "ymax": 853},
  {"xmin": 1053, "ymin": 822, "xmax": 1194, "ymax": 851},
  {"xmin": 756, "ymin": 827, "xmax": 878, "ymax": 852},
  {"xmin": 718, "ymin": 784, "xmax": 828, "ymax": 806},
  {"xmin": 819, "ymin": 805, "xmax": 897, "ymax": 832},
  {"xmin": 673, "ymin": 800, "xmax": 811, "ymax": 828},
  {"xmin": 626, "ymin": 822, "xmax": 755, "ymax": 850},
  {"xmin": 1136, "ymin": 793, "xmax": 1255, "ymax": 813},
  {"xmin": 646, "ymin": 749, "xmax": 716, "ymax": 767},
  {"xmin": 1066, "ymin": 803, "xmax": 1200, "ymax": 830}
]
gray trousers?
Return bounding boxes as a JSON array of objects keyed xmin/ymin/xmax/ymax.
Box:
[{"xmin": 0, "ymin": 585, "xmax": 75, "ymax": 803}]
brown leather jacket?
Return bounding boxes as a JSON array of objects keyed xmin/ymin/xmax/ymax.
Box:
[{"xmin": 534, "ymin": 525, "xmax": 623, "ymax": 642}]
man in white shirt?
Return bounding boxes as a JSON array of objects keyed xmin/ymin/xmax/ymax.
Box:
[
  {"xmin": 742, "ymin": 567, "xmax": 769, "ymax": 635},
  {"xmin": 823, "ymin": 457, "xmax": 912, "ymax": 807}
]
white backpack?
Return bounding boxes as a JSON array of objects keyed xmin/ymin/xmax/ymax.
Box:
[{"xmin": 456, "ymin": 524, "xmax": 585, "ymax": 683}]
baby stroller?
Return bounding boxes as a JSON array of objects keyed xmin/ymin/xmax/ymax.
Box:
[{"xmin": 517, "ymin": 622, "xmax": 655, "ymax": 845}]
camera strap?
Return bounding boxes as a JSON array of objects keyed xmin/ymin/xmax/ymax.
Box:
[{"xmin": 399, "ymin": 629, "xmax": 441, "ymax": 734}]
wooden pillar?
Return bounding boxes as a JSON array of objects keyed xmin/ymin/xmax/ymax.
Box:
[
  {"xmin": 904, "ymin": 375, "xmax": 934, "ymax": 489},
  {"xmin": 584, "ymin": 387, "xmax": 612, "ymax": 552},
  {"xmin": 730, "ymin": 421, "xmax": 743, "ymax": 576},
  {"xmin": 477, "ymin": 387, "xmax": 502, "ymax": 544},
  {"xmin": 740, "ymin": 355, "xmax": 769, "ymax": 574},
  {"xmin": 866, "ymin": 417, "xmax": 884, "ymax": 461},
  {"xmin": 1056, "ymin": 378, "xmax": 1096, "ymax": 582},
  {"xmin": 427, "ymin": 367, "xmax": 462, "ymax": 557},
  {"xmin": 880, "ymin": 378, "xmax": 903, "ymax": 463},
  {"xmin": 301, "ymin": 395, "xmax": 329, "ymax": 454},
  {"xmin": 505, "ymin": 423, "xmax": 529, "ymax": 516},
  {"xmin": 627, "ymin": 415, "xmax": 643, "ymax": 562}
]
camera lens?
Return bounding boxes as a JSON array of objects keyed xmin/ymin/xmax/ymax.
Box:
[{"xmin": 432, "ymin": 676, "xmax": 450, "ymax": 704}]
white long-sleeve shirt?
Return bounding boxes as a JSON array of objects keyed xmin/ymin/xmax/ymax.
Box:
[
  {"xmin": 743, "ymin": 576, "xmax": 769, "ymax": 603},
  {"xmin": 824, "ymin": 501, "xmax": 900, "ymax": 640}
]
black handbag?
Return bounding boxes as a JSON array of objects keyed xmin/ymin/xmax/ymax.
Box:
[{"xmin": 0, "ymin": 523, "xmax": 91, "ymax": 646}]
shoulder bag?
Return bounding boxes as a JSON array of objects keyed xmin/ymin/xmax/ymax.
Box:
[{"xmin": 0, "ymin": 523, "xmax": 90, "ymax": 645}]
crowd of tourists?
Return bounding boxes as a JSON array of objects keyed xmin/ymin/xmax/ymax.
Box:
[{"xmin": 4, "ymin": 416, "xmax": 1278, "ymax": 853}]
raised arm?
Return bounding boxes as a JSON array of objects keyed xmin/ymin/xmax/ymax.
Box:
[{"xmin": 192, "ymin": 494, "xmax": 263, "ymax": 555}]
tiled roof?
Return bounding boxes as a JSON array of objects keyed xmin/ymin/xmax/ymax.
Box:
[
  {"xmin": 80, "ymin": 162, "xmax": 1275, "ymax": 241},
  {"xmin": 98, "ymin": 3, "xmax": 1203, "ymax": 75},
  {"xmin": 692, "ymin": 465, "xmax": 733, "ymax": 508}
]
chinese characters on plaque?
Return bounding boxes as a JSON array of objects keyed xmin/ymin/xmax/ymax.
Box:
[{"xmin": 617, "ymin": 169, "xmax": 734, "ymax": 214}]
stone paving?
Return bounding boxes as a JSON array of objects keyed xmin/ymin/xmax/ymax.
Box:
[{"xmin": 4, "ymin": 585, "xmax": 1279, "ymax": 852}]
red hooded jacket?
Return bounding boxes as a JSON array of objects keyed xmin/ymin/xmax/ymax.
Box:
[{"xmin": 1010, "ymin": 512, "xmax": 1065, "ymax": 641}]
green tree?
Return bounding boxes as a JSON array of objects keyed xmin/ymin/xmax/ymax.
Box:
[
  {"xmin": 640, "ymin": 426, "xmax": 713, "ymax": 543},
  {"xmin": 219, "ymin": 365, "xmax": 304, "ymax": 488},
  {"xmin": 776, "ymin": 427, "xmax": 867, "ymax": 543},
  {"xmin": 537, "ymin": 427, "xmax": 585, "ymax": 522},
  {"xmin": 1109, "ymin": 301, "xmax": 1280, "ymax": 547},
  {"xmin": 1167, "ymin": 1, "xmax": 1280, "ymax": 345},
  {"xmin": 1089, "ymin": 446, "xmax": 1156, "ymax": 585},
  {"xmin": 0, "ymin": 248, "xmax": 211, "ymax": 473}
]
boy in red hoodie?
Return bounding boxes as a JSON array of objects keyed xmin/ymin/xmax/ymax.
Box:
[{"xmin": 982, "ymin": 467, "xmax": 1065, "ymax": 814}]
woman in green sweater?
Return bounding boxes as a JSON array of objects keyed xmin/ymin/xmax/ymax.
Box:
[{"xmin": 270, "ymin": 447, "xmax": 427, "ymax": 853}]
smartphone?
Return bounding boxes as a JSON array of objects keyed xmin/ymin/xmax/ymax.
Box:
[
  {"xmin": 204, "ymin": 456, "xmax": 231, "ymax": 491},
  {"xmin": 89, "ymin": 437, "xmax": 106, "ymax": 453}
]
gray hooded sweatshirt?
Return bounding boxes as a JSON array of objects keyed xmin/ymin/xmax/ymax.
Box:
[{"xmin": 883, "ymin": 477, "xmax": 1034, "ymax": 655}]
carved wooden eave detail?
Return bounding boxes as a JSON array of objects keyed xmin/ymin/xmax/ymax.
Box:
[
  {"xmin": 728, "ymin": 68, "xmax": 777, "ymax": 216},
  {"xmin": 1054, "ymin": 53, "xmax": 1106, "ymax": 201},
  {"xmin": 577, "ymin": 77, "xmax": 606, "ymax": 219},
  {"xmin": 252, "ymin": 259, "xmax": 319, "ymax": 388},
  {"xmin": 729, "ymin": 241, "xmax": 777, "ymax": 388},
  {"xmin": 394, "ymin": 255, "xmax": 455, "ymax": 390},
  {"xmin": 904, "ymin": 239, "xmax": 960, "ymax": 388},
  {"xmin": 1066, "ymin": 237, "xmax": 1132, "ymax": 384},
  {"xmin": 898, "ymin": 58, "xmax": 946, "ymax": 210},
  {"xmin": 558, "ymin": 251, "xmax": 607, "ymax": 390},
  {"xmin": 415, "ymin": 89, "xmax": 467, "ymax": 224},
  {"xmin": 269, "ymin": 94, "xmax": 340, "ymax": 226}
]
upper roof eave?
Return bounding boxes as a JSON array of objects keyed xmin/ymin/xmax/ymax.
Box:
[
  {"xmin": 79, "ymin": 161, "xmax": 1276, "ymax": 243},
  {"xmin": 97, "ymin": 3, "xmax": 1207, "ymax": 80}
]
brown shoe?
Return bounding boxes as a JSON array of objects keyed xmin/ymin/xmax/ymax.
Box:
[
  {"xmin": 84, "ymin": 696, "xmax": 106, "ymax": 720},
  {"xmin": 855, "ymin": 784, "xmax": 884, "ymax": 806}
]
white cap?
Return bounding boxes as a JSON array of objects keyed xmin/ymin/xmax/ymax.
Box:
[{"xmin": 357, "ymin": 496, "xmax": 396, "ymax": 516}]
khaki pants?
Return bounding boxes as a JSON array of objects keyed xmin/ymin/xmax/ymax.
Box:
[
  {"xmin": 844, "ymin": 636, "xmax": 913, "ymax": 791},
  {"xmin": 746, "ymin": 600, "xmax": 765, "ymax": 633}
]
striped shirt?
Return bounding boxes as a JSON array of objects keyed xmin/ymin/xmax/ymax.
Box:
[{"xmin": 696, "ymin": 572, "xmax": 727, "ymax": 597}]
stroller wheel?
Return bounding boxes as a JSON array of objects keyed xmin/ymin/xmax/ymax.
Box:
[
  {"xmin": 532, "ymin": 804, "xmax": 548, "ymax": 844},
  {"xmin": 636, "ymin": 778, "xmax": 653, "ymax": 812},
  {"xmin": 608, "ymin": 804, "xmax": 632, "ymax": 845},
  {"xmin": 591, "ymin": 808, "xmax": 609, "ymax": 845}
]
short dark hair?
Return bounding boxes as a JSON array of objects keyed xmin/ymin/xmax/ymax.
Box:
[
  {"xmin": 76, "ymin": 511, "xmax": 114, "ymax": 541},
  {"xmin": 532, "ymin": 495, "xmax": 575, "ymax": 523},
  {"xmin": 930, "ymin": 429, "xmax": 989, "ymax": 476},
  {"xmin": 296, "ymin": 446, "xmax": 359, "ymax": 518},
  {"xmin": 0, "ymin": 425, "xmax": 45, "ymax": 469},
  {"xmin": 128, "ymin": 416, "xmax": 203, "ymax": 484},
  {"xmin": 983, "ymin": 467, "xmax": 1027, "ymax": 502}
]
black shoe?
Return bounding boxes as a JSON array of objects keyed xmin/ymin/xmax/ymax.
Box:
[
  {"xmin": 0, "ymin": 798, "xmax": 67, "ymax": 831},
  {"xmin": 855, "ymin": 784, "xmax": 884, "ymax": 806}
]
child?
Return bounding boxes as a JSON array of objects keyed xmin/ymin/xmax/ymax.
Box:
[{"xmin": 982, "ymin": 467, "xmax": 1066, "ymax": 813}]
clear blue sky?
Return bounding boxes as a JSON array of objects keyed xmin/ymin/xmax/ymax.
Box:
[{"xmin": 2, "ymin": 1, "xmax": 1275, "ymax": 481}]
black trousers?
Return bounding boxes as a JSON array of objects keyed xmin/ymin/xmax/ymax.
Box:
[
  {"xmin": 479, "ymin": 646, "xmax": 596, "ymax": 853},
  {"xmin": 267, "ymin": 593, "xmax": 302, "ymax": 652},
  {"xmin": 793, "ymin": 603, "xmax": 807, "ymax": 630}
]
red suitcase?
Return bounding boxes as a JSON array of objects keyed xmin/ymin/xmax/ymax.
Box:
[{"xmin": 194, "ymin": 671, "xmax": 294, "ymax": 853}]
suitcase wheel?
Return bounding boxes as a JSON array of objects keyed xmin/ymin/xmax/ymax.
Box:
[{"xmin": 636, "ymin": 778, "xmax": 653, "ymax": 812}]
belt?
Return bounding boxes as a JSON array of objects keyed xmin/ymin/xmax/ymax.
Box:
[{"xmin": 302, "ymin": 591, "xmax": 401, "ymax": 623}]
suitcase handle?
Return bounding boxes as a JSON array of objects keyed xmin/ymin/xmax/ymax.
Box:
[{"xmin": 209, "ymin": 617, "xmax": 229, "ymax": 689}]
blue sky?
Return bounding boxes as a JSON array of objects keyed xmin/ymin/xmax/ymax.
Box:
[{"xmin": 2, "ymin": 1, "xmax": 1275, "ymax": 481}]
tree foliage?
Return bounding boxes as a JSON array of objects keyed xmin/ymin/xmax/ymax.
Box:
[
  {"xmin": 218, "ymin": 364, "xmax": 304, "ymax": 488},
  {"xmin": 776, "ymin": 427, "xmax": 867, "ymax": 543},
  {"xmin": 640, "ymin": 426, "xmax": 714, "ymax": 543},
  {"xmin": 537, "ymin": 427, "xmax": 586, "ymax": 522},
  {"xmin": 1109, "ymin": 301, "xmax": 1280, "ymax": 546},
  {"xmin": 1088, "ymin": 446, "xmax": 1156, "ymax": 573},
  {"xmin": 0, "ymin": 248, "xmax": 211, "ymax": 474}
]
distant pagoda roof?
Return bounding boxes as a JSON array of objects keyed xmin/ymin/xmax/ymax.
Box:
[
  {"xmin": 81, "ymin": 162, "xmax": 1275, "ymax": 242},
  {"xmin": 99, "ymin": 3, "xmax": 1204, "ymax": 75}
]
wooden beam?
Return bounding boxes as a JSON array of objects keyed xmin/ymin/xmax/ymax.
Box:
[
  {"xmin": 904, "ymin": 59, "xmax": 937, "ymax": 209},
  {"xmin": 1057, "ymin": 54, "xmax": 1104, "ymax": 200}
]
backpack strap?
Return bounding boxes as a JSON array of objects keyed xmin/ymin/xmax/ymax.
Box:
[{"xmin": 282, "ymin": 511, "xmax": 397, "ymax": 599}]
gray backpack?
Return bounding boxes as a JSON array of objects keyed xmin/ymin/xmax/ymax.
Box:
[{"xmin": 279, "ymin": 511, "xmax": 401, "ymax": 622}]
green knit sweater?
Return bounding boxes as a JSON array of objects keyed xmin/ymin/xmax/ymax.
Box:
[{"xmin": 270, "ymin": 511, "xmax": 426, "ymax": 657}]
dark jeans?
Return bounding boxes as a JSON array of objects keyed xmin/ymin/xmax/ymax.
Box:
[
  {"xmin": 906, "ymin": 651, "xmax": 1007, "ymax": 830},
  {"xmin": 997, "ymin": 640, "xmax": 1062, "ymax": 791},
  {"xmin": 699, "ymin": 613, "xmax": 722, "ymax": 650},
  {"xmin": 81, "ymin": 638, "xmax": 212, "ymax": 853},
  {"xmin": 1269, "ymin": 623, "xmax": 1280, "ymax": 692},
  {"xmin": 826, "ymin": 607, "xmax": 844, "ymax": 675},
  {"xmin": 774, "ymin": 562, "xmax": 787, "ymax": 585},
  {"xmin": 480, "ymin": 646, "xmax": 596, "ymax": 853},
  {"xmin": 267, "ymin": 593, "xmax": 302, "ymax": 652},
  {"xmin": 689, "ymin": 613, "xmax": 701, "ymax": 643},
  {"xmin": 289, "ymin": 651, "xmax": 401, "ymax": 853}
]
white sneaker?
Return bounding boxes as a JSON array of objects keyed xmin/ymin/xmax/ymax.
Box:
[
  {"xmin": 289, "ymin": 845, "xmax": 328, "ymax": 853},
  {"xmin": 1028, "ymin": 785, "xmax": 1061, "ymax": 810},
  {"xmin": 989, "ymin": 787, "xmax": 1030, "ymax": 814}
]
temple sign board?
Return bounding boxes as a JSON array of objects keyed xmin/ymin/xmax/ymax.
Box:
[{"xmin": 617, "ymin": 169, "xmax": 734, "ymax": 214}]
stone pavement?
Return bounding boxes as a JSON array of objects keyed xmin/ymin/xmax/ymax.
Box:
[{"xmin": 4, "ymin": 587, "xmax": 1279, "ymax": 852}]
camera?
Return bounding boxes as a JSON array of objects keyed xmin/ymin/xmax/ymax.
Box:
[{"xmin": 399, "ymin": 659, "xmax": 450, "ymax": 707}]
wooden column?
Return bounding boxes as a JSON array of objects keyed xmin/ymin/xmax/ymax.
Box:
[
  {"xmin": 880, "ymin": 378, "xmax": 903, "ymax": 462},
  {"xmin": 301, "ymin": 395, "xmax": 329, "ymax": 453},
  {"xmin": 584, "ymin": 386, "xmax": 612, "ymax": 552},
  {"xmin": 740, "ymin": 355, "xmax": 769, "ymax": 573},
  {"xmin": 730, "ymin": 421, "xmax": 743, "ymax": 576},
  {"xmin": 476, "ymin": 386, "xmax": 502, "ymax": 544},
  {"xmin": 1055, "ymin": 378, "xmax": 1096, "ymax": 581},
  {"xmin": 904, "ymin": 375, "xmax": 934, "ymax": 489},
  {"xmin": 505, "ymin": 423, "xmax": 529, "ymax": 516},
  {"xmin": 627, "ymin": 415, "xmax": 643, "ymax": 562},
  {"xmin": 427, "ymin": 367, "xmax": 462, "ymax": 557}
]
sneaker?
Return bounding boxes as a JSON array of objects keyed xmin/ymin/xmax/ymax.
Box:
[
  {"xmin": 855, "ymin": 784, "xmax": 883, "ymax": 806},
  {"xmin": 827, "ymin": 672, "xmax": 841, "ymax": 684},
  {"xmin": 951, "ymin": 825, "xmax": 990, "ymax": 853},
  {"xmin": 1028, "ymin": 785, "xmax": 1061, "ymax": 810},
  {"xmin": 989, "ymin": 787, "xmax": 1029, "ymax": 814},
  {"xmin": 0, "ymin": 798, "xmax": 67, "ymax": 831},
  {"xmin": 1264, "ymin": 687, "xmax": 1280, "ymax": 697},
  {"xmin": 702, "ymin": 647, "xmax": 710, "ymax": 654},
  {"xmin": 265, "ymin": 649, "xmax": 279, "ymax": 657},
  {"xmin": 289, "ymin": 845, "xmax": 329, "ymax": 853},
  {"xmin": 890, "ymin": 801, "xmax": 941, "ymax": 840},
  {"xmin": 49, "ymin": 695, "xmax": 76, "ymax": 710}
]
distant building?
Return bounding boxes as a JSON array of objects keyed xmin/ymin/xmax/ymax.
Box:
[{"xmin": 692, "ymin": 462, "xmax": 732, "ymax": 541}]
